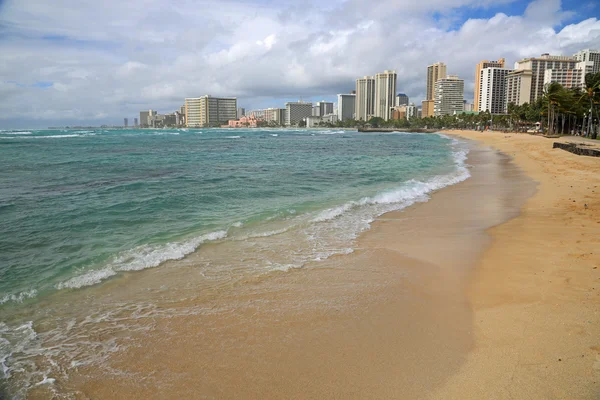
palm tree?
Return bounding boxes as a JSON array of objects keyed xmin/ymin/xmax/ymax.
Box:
[{"xmin": 581, "ymin": 72, "xmax": 600, "ymax": 139}]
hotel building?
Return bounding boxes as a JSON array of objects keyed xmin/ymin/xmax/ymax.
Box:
[
  {"xmin": 285, "ymin": 101, "xmax": 313, "ymax": 126},
  {"xmin": 474, "ymin": 58, "xmax": 505, "ymax": 111},
  {"xmin": 337, "ymin": 94, "xmax": 356, "ymax": 121},
  {"xmin": 513, "ymin": 54, "xmax": 578, "ymax": 103},
  {"xmin": 355, "ymin": 76, "xmax": 376, "ymax": 121},
  {"xmin": 185, "ymin": 96, "xmax": 237, "ymax": 127},
  {"xmin": 374, "ymin": 70, "xmax": 397, "ymax": 120},
  {"xmin": 433, "ymin": 75, "xmax": 464, "ymax": 116},
  {"xmin": 573, "ymin": 49, "xmax": 600, "ymax": 75},
  {"xmin": 426, "ymin": 62, "xmax": 447, "ymax": 101},
  {"xmin": 479, "ymin": 67, "xmax": 512, "ymax": 114},
  {"xmin": 505, "ymin": 69, "xmax": 533, "ymax": 107}
]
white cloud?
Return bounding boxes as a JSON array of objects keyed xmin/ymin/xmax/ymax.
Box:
[{"xmin": 0, "ymin": 0, "xmax": 599, "ymax": 127}]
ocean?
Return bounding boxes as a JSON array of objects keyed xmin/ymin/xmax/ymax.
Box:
[{"xmin": 0, "ymin": 127, "xmax": 469, "ymax": 398}]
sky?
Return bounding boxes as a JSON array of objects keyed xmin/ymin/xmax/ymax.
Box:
[{"xmin": 0, "ymin": 0, "xmax": 599, "ymax": 129}]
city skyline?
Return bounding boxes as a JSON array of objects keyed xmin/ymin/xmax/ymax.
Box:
[{"xmin": 1, "ymin": 0, "xmax": 600, "ymax": 128}]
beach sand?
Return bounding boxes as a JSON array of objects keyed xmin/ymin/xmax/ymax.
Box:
[
  {"xmin": 428, "ymin": 131, "xmax": 600, "ymax": 399},
  {"xmin": 27, "ymin": 132, "xmax": 599, "ymax": 399}
]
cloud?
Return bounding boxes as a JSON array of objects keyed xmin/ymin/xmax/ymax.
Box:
[{"xmin": 0, "ymin": 0, "xmax": 599, "ymax": 128}]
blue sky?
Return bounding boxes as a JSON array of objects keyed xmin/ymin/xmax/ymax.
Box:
[{"xmin": 0, "ymin": 0, "xmax": 599, "ymax": 128}]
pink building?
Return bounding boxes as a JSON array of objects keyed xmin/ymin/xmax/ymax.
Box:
[{"xmin": 228, "ymin": 115, "xmax": 258, "ymax": 128}]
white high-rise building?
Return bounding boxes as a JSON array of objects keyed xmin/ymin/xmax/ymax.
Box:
[
  {"xmin": 543, "ymin": 68, "xmax": 585, "ymax": 89},
  {"xmin": 337, "ymin": 94, "xmax": 356, "ymax": 121},
  {"xmin": 573, "ymin": 49, "xmax": 600, "ymax": 75},
  {"xmin": 355, "ymin": 76, "xmax": 375, "ymax": 121},
  {"xmin": 185, "ymin": 96, "xmax": 237, "ymax": 127},
  {"xmin": 513, "ymin": 54, "xmax": 578, "ymax": 103},
  {"xmin": 505, "ymin": 69, "xmax": 533, "ymax": 107},
  {"xmin": 374, "ymin": 70, "xmax": 397, "ymax": 120},
  {"xmin": 285, "ymin": 101, "xmax": 312, "ymax": 126},
  {"xmin": 433, "ymin": 75, "xmax": 464, "ymax": 116},
  {"xmin": 479, "ymin": 67, "xmax": 512, "ymax": 114},
  {"xmin": 312, "ymin": 101, "xmax": 334, "ymax": 117},
  {"xmin": 406, "ymin": 103, "xmax": 417, "ymax": 120}
]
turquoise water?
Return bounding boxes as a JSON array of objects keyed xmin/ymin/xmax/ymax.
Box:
[
  {"xmin": 0, "ymin": 127, "xmax": 469, "ymax": 397},
  {"xmin": 0, "ymin": 128, "xmax": 466, "ymax": 305}
]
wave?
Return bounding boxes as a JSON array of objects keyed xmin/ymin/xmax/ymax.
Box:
[
  {"xmin": 312, "ymin": 146, "xmax": 470, "ymax": 224},
  {"xmin": 153, "ymin": 132, "xmax": 179, "ymax": 135},
  {"xmin": 0, "ymin": 131, "xmax": 32, "ymax": 135},
  {"xmin": 271, "ymin": 134, "xmax": 278, "ymax": 137},
  {"xmin": 55, "ymin": 230, "xmax": 227, "ymax": 290},
  {"xmin": 318, "ymin": 130, "xmax": 345, "ymax": 135},
  {"xmin": 225, "ymin": 136, "xmax": 241, "ymax": 139},
  {"xmin": 0, "ymin": 289, "xmax": 38, "ymax": 305}
]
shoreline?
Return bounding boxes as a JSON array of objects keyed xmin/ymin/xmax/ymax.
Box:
[
  {"xmin": 430, "ymin": 130, "xmax": 600, "ymax": 399},
  {"xmin": 24, "ymin": 136, "xmax": 540, "ymax": 399}
]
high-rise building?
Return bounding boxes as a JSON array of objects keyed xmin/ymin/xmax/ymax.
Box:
[
  {"xmin": 134, "ymin": 118, "xmax": 138, "ymax": 127},
  {"xmin": 285, "ymin": 101, "xmax": 313, "ymax": 126},
  {"xmin": 573, "ymin": 49, "xmax": 600, "ymax": 75},
  {"xmin": 543, "ymin": 68, "xmax": 584, "ymax": 89},
  {"xmin": 185, "ymin": 96, "xmax": 237, "ymax": 127},
  {"xmin": 124, "ymin": 118, "xmax": 128, "ymax": 127},
  {"xmin": 406, "ymin": 103, "xmax": 417, "ymax": 120},
  {"xmin": 478, "ymin": 67, "xmax": 512, "ymax": 114},
  {"xmin": 355, "ymin": 76, "xmax": 375, "ymax": 121},
  {"xmin": 505, "ymin": 69, "xmax": 533, "ymax": 107},
  {"xmin": 513, "ymin": 54, "xmax": 578, "ymax": 103},
  {"xmin": 312, "ymin": 101, "xmax": 334, "ymax": 117},
  {"xmin": 395, "ymin": 93, "xmax": 409, "ymax": 107},
  {"xmin": 139, "ymin": 110, "xmax": 156, "ymax": 128},
  {"xmin": 426, "ymin": 62, "xmax": 447, "ymax": 101},
  {"xmin": 434, "ymin": 75, "xmax": 464, "ymax": 116},
  {"xmin": 337, "ymin": 94, "xmax": 356, "ymax": 121},
  {"xmin": 421, "ymin": 100, "xmax": 434, "ymax": 118},
  {"xmin": 374, "ymin": 70, "xmax": 397, "ymax": 120},
  {"xmin": 474, "ymin": 58, "xmax": 505, "ymax": 111},
  {"xmin": 237, "ymin": 107, "xmax": 246, "ymax": 119},
  {"xmin": 262, "ymin": 108, "xmax": 285, "ymax": 125}
]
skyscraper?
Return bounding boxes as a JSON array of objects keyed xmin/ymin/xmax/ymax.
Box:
[
  {"xmin": 124, "ymin": 118, "xmax": 128, "ymax": 127},
  {"xmin": 185, "ymin": 96, "xmax": 237, "ymax": 127},
  {"xmin": 479, "ymin": 67, "xmax": 512, "ymax": 114},
  {"xmin": 355, "ymin": 76, "xmax": 375, "ymax": 121},
  {"xmin": 426, "ymin": 62, "xmax": 447, "ymax": 101},
  {"xmin": 395, "ymin": 93, "xmax": 409, "ymax": 107},
  {"xmin": 434, "ymin": 75, "xmax": 464, "ymax": 116},
  {"xmin": 474, "ymin": 58, "xmax": 505, "ymax": 111},
  {"xmin": 337, "ymin": 94, "xmax": 356, "ymax": 121},
  {"xmin": 134, "ymin": 118, "xmax": 138, "ymax": 127}
]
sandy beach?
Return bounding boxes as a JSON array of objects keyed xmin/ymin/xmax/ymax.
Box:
[
  {"xmin": 22, "ymin": 131, "xmax": 599, "ymax": 399},
  {"xmin": 429, "ymin": 130, "xmax": 600, "ymax": 399}
]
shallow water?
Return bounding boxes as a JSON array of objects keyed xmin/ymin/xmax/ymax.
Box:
[{"xmin": 0, "ymin": 128, "xmax": 470, "ymax": 398}]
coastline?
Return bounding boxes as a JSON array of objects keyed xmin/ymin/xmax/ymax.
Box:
[
  {"xmin": 27, "ymin": 136, "xmax": 540, "ymax": 399},
  {"xmin": 429, "ymin": 130, "xmax": 600, "ymax": 399}
]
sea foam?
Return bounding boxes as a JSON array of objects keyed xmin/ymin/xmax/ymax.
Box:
[{"xmin": 56, "ymin": 230, "xmax": 227, "ymax": 290}]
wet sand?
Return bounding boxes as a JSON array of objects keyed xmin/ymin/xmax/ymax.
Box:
[
  {"xmin": 26, "ymin": 138, "xmax": 544, "ymax": 399},
  {"xmin": 428, "ymin": 131, "xmax": 600, "ymax": 399}
]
